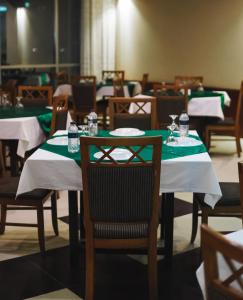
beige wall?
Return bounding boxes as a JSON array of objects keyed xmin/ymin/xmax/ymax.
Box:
[{"xmin": 116, "ymin": 0, "xmax": 243, "ymax": 88}]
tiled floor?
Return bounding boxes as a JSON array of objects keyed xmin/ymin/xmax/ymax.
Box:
[{"xmin": 0, "ymin": 136, "xmax": 242, "ymax": 299}]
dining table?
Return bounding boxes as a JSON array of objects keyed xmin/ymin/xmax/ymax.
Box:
[
  {"xmin": 16, "ymin": 129, "xmax": 222, "ymax": 264},
  {"xmin": 134, "ymin": 90, "xmax": 231, "ymax": 120},
  {"xmin": 0, "ymin": 106, "xmax": 71, "ymax": 175},
  {"xmin": 196, "ymin": 229, "xmax": 243, "ymax": 299},
  {"xmin": 53, "ymin": 80, "xmax": 142, "ymax": 101}
]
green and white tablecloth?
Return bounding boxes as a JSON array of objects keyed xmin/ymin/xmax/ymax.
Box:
[
  {"xmin": 41, "ymin": 130, "xmax": 207, "ymax": 166},
  {"xmin": 17, "ymin": 130, "xmax": 221, "ymax": 208}
]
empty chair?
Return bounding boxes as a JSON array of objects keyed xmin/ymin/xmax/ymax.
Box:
[
  {"xmin": 18, "ymin": 86, "xmax": 53, "ymax": 107},
  {"xmin": 201, "ymin": 224, "xmax": 243, "ymax": 300},
  {"xmin": 109, "ymin": 97, "xmax": 157, "ymax": 130},
  {"xmin": 102, "ymin": 70, "xmax": 125, "ymax": 82},
  {"xmin": 156, "ymin": 93, "xmax": 188, "ymax": 129},
  {"xmin": 80, "ymin": 136, "xmax": 162, "ymax": 300},
  {"xmin": 141, "ymin": 73, "xmax": 149, "ymax": 93},
  {"xmin": 113, "ymin": 77, "xmax": 125, "ymax": 97},
  {"xmin": 50, "ymin": 95, "xmax": 69, "ymax": 135},
  {"xmin": 205, "ymin": 81, "xmax": 243, "ymax": 157},
  {"xmin": 72, "ymin": 76, "xmax": 96, "ymax": 123},
  {"xmin": 190, "ymin": 161, "xmax": 243, "ymax": 244}
]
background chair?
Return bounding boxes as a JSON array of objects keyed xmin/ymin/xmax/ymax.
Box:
[
  {"xmin": 72, "ymin": 76, "xmax": 96, "ymax": 124},
  {"xmin": 18, "ymin": 85, "xmax": 53, "ymax": 107},
  {"xmin": 0, "ymin": 177, "xmax": 58, "ymax": 254},
  {"xmin": 141, "ymin": 73, "xmax": 149, "ymax": 93},
  {"xmin": 102, "ymin": 70, "xmax": 125, "ymax": 82},
  {"xmin": 201, "ymin": 224, "xmax": 243, "ymax": 300},
  {"xmin": 113, "ymin": 77, "xmax": 125, "ymax": 97},
  {"xmin": 80, "ymin": 136, "xmax": 162, "ymax": 300},
  {"xmin": 1, "ymin": 79, "xmax": 17, "ymax": 106},
  {"xmin": 190, "ymin": 161, "xmax": 243, "ymax": 244},
  {"xmin": 109, "ymin": 97, "xmax": 157, "ymax": 130},
  {"xmin": 50, "ymin": 95, "xmax": 68, "ymax": 135},
  {"xmin": 205, "ymin": 81, "xmax": 243, "ymax": 157},
  {"xmin": 156, "ymin": 93, "xmax": 188, "ymax": 129}
]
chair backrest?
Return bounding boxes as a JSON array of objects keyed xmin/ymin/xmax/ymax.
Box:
[
  {"xmin": 0, "ymin": 141, "xmax": 5, "ymax": 176},
  {"xmin": 2, "ymin": 79, "xmax": 17, "ymax": 106},
  {"xmin": 156, "ymin": 94, "xmax": 188, "ymax": 129},
  {"xmin": 174, "ymin": 76, "xmax": 203, "ymax": 90},
  {"xmin": 102, "ymin": 70, "xmax": 125, "ymax": 82},
  {"xmin": 72, "ymin": 76, "xmax": 96, "ymax": 114},
  {"xmin": 238, "ymin": 162, "xmax": 243, "ymax": 219},
  {"xmin": 109, "ymin": 97, "xmax": 157, "ymax": 130},
  {"xmin": 50, "ymin": 95, "xmax": 68, "ymax": 135},
  {"xmin": 80, "ymin": 136, "xmax": 162, "ymax": 239},
  {"xmin": 56, "ymin": 71, "xmax": 69, "ymax": 86},
  {"xmin": 141, "ymin": 73, "xmax": 149, "ymax": 93},
  {"xmin": 113, "ymin": 77, "xmax": 125, "ymax": 97},
  {"xmin": 235, "ymin": 81, "xmax": 243, "ymax": 128},
  {"xmin": 18, "ymin": 85, "xmax": 53, "ymax": 107},
  {"xmin": 201, "ymin": 224, "xmax": 243, "ymax": 300}
]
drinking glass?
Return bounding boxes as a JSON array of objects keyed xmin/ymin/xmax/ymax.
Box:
[
  {"xmin": 79, "ymin": 125, "xmax": 88, "ymax": 136},
  {"xmin": 16, "ymin": 96, "xmax": 24, "ymax": 108},
  {"xmin": 166, "ymin": 115, "xmax": 178, "ymax": 144},
  {"xmin": 2, "ymin": 94, "xmax": 11, "ymax": 107}
]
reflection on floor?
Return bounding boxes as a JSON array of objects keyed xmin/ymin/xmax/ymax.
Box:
[{"xmin": 0, "ymin": 137, "xmax": 242, "ymax": 299}]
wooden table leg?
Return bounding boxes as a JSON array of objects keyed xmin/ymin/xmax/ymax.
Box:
[
  {"xmin": 163, "ymin": 192, "xmax": 174, "ymax": 265},
  {"xmin": 68, "ymin": 190, "xmax": 79, "ymax": 263}
]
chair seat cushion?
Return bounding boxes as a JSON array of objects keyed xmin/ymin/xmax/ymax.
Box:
[
  {"xmin": 0, "ymin": 177, "xmax": 51, "ymax": 200},
  {"xmin": 196, "ymin": 182, "xmax": 240, "ymax": 207},
  {"xmin": 94, "ymin": 223, "xmax": 149, "ymax": 239}
]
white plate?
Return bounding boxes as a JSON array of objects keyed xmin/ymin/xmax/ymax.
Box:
[
  {"xmin": 165, "ymin": 137, "xmax": 203, "ymax": 147},
  {"xmin": 109, "ymin": 128, "xmax": 145, "ymax": 137},
  {"xmin": 94, "ymin": 148, "xmax": 133, "ymax": 160},
  {"xmin": 47, "ymin": 136, "xmax": 68, "ymax": 146}
]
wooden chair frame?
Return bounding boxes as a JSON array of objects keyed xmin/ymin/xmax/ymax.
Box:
[
  {"xmin": 72, "ymin": 76, "xmax": 96, "ymax": 123},
  {"xmin": 18, "ymin": 85, "xmax": 53, "ymax": 106},
  {"xmin": 109, "ymin": 97, "xmax": 157, "ymax": 130},
  {"xmin": 205, "ymin": 81, "xmax": 243, "ymax": 157},
  {"xmin": 201, "ymin": 224, "xmax": 243, "ymax": 300},
  {"xmin": 113, "ymin": 77, "xmax": 125, "ymax": 97},
  {"xmin": 80, "ymin": 136, "xmax": 162, "ymax": 300},
  {"xmin": 50, "ymin": 95, "xmax": 68, "ymax": 135},
  {"xmin": 141, "ymin": 73, "xmax": 149, "ymax": 93},
  {"xmin": 191, "ymin": 162, "xmax": 243, "ymax": 244}
]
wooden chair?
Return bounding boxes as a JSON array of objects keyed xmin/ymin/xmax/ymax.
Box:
[
  {"xmin": 102, "ymin": 70, "xmax": 125, "ymax": 82},
  {"xmin": 72, "ymin": 76, "xmax": 96, "ymax": 124},
  {"xmin": 0, "ymin": 177, "xmax": 58, "ymax": 254},
  {"xmin": 155, "ymin": 89, "xmax": 188, "ymax": 129},
  {"xmin": 55, "ymin": 71, "xmax": 69, "ymax": 86},
  {"xmin": 174, "ymin": 75, "xmax": 203, "ymax": 90},
  {"xmin": 18, "ymin": 85, "xmax": 53, "ymax": 107},
  {"xmin": 141, "ymin": 73, "xmax": 149, "ymax": 93},
  {"xmin": 190, "ymin": 161, "xmax": 243, "ymax": 244},
  {"xmin": 113, "ymin": 77, "xmax": 125, "ymax": 97},
  {"xmin": 109, "ymin": 97, "xmax": 157, "ymax": 130},
  {"xmin": 50, "ymin": 95, "xmax": 69, "ymax": 135},
  {"xmin": 201, "ymin": 224, "xmax": 243, "ymax": 300},
  {"xmin": 80, "ymin": 136, "xmax": 162, "ymax": 300},
  {"xmin": 205, "ymin": 81, "xmax": 243, "ymax": 157},
  {"xmin": 1, "ymin": 79, "xmax": 17, "ymax": 106}
]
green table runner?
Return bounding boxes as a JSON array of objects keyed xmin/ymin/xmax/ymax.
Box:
[
  {"xmin": 0, "ymin": 107, "xmax": 52, "ymax": 136},
  {"xmin": 189, "ymin": 91, "xmax": 225, "ymax": 110},
  {"xmin": 40, "ymin": 130, "xmax": 207, "ymax": 166}
]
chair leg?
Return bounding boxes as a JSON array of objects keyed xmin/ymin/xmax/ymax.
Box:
[
  {"xmin": 236, "ymin": 135, "xmax": 242, "ymax": 157},
  {"xmin": 0, "ymin": 204, "xmax": 7, "ymax": 234},
  {"xmin": 51, "ymin": 192, "xmax": 59, "ymax": 236},
  {"xmin": 148, "ymin": 237, "xmax": 158, "ymax": 300},
  {"xmin": 85, "ymin": 241, "xmax": 95, "ymax": 300},
  {"xmin": 37, "ymin": 204, "xmax": 45, "ymax": 254},
  {"xmin": 160, "ymin": 194, "xmax": 165, "ymax": 240},
  {"xmin": 205, "ymin": 128, "xmax": 210, "ymax": 150},
  {"xmin": 190, "ymin": 194, "xmax": 199, "ymax": 244}
]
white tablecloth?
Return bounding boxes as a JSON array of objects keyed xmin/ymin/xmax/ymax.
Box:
[
  {"xmin": 196, "ymin": 229, "xmax": 243, "ymax": 299},
  {"xmin": 54, "ymin": 82, "xmax": 142, "ymax": 101},
  {"xmin": 131, "ymin": 92, "xmax": 231, "ymax": 120},
  {"xmin": 17, "ymin": 130, "xmax": 222, "ymax": 208},
  {"xmin": 0, "ymin": 112, "xmax": 72, "ymax": 158}
]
